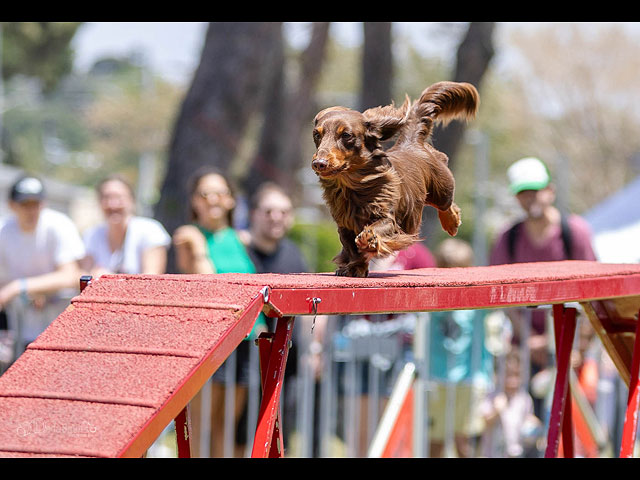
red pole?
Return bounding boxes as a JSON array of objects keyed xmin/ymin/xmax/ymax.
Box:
[
  {"xmin": 174, "ymin": 405, "xmax": 192, "ymax": 458},
  {"xmin": 251, "ymin": 316, "xmax": 294, "ymax": 458},
  {"xmin": 619, "ymin": 310, "xmax": 640, "ymax": 457},
  {"xmin": 545, "ymin": 304, "xmax": 577, "ymax": 458},
  {"xmin": 255, "ymin": 332, "xmax": 285, "ymax": 458}
]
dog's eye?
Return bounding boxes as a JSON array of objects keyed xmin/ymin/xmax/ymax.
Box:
[
  {"xmin": 341, "ymin": 131, "xmax": 353, "ymax": 141},
  {"xmin": 313, "ymin": 130, "xmax": 322, "ymax": 144}
]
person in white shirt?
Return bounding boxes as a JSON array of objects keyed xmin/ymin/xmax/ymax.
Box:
[
  {"xmin": 81, "ymin": 174, "xmax": 170, "ymax": 276},
  {"xmin": 0, "ymin": 175, "xmax": 86, "ymax": 354}
]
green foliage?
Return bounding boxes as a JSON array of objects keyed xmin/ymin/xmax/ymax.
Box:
[
  {"xmin": 2, "ymin": 22, "xmax": 82, "ymax": 94},
  {"xmin": 2, "ymin": 51, "xmax": 182, "ymax": 192},
  {"xmin": 288, "ymin": 221, "xmax": 342, "ymax": 273},
  {"xmin": 3, "ymin": 94, "xmax": 90, "ymax": 171},
  {"xmin": 315, "ymin": 35, "xmax": 360, "ymax": 108},
  {"xmin": 392, "ymin": 36, "xmax": 448, "ymax": 101},
  {"xmin": 81, "ymin": 68, "xmax": 181, "ymax": 187}
]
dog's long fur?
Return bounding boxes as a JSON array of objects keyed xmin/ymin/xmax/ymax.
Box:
[{"xmin": 311, "ymin": 81, "xmax": 479, "ymax": 277}]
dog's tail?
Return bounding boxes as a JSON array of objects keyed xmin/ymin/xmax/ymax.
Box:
[{"xmin": 410, "ymin": 81, "xmax": 479, "ymax": 143}]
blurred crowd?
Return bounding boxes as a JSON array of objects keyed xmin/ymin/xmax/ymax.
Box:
[{"xmin": 0, "ymin": 156, "xmax": 633, "ymax": 458}]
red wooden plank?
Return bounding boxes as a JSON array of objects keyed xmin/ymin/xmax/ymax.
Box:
[
  {"xmin": 0, "ymin": 350, "xmax": 199, "ymax": 408},
  {"xmin": 0, "ymin": 397, "xmax": 152, "ymax": 457}
]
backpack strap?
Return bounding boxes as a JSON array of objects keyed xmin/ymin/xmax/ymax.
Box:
[
  {"xmin": 507, "ymin": 221, "xmax": 523, "ymax": 262},
  {"xmin": 507, "ymin": 215, "xmax": 573, "ymax": 262},
  {"xmin": 560, "ymin": 214, "xmax": 573, "ymax": 260}
]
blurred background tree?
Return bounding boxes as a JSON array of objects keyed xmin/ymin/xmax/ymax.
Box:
[
  {"xmin": 1, "ymin": 22, "xmax": 81, "ymax": 94},
  {"xmin": 154, "ymin": 22, "xmax": 284, "ymax": 238},
  {"xmin": 360, "ymin": 22, "xmax": 393, "ymax": 111},
  {"xmin": 81, "ymin": 58, "xmax": 182, "ymax": 209},
  {"xmin": 1, "ymin": 23, "xmax": 182, "ymax": 213},
  {"xmin": 503, "ymin": 23, "xmax": 640, "ymax": 213}
]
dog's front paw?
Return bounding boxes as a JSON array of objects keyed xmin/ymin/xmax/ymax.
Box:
[
  {"xmin": 335, "ymin": 262, "xmax": 369, "ymax": 278},
  {"xmin": 335, "ymin": 265, "xmax": 351, "ymax": 276},
  {"xmin": 355, "ymin": 227, "xmax": 379, "ymax": 253}
]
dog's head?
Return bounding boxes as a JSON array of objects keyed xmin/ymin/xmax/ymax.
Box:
[{"xmin": 311, "ymin": 99, "xmax": 410, "ymax": 179}]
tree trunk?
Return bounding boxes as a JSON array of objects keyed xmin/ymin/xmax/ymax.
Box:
[
  {"xmin": 360, "ymin": 22, "xmax": 393, "ymax": 110},
  {"xmin": 243, "ymin": 22, "xmax": 331, "ymax": 196},
  {"xmin": 431, "ymin": 22, "xmax": 495, "ymax": 170},
  {"xmin": 423, "ymin": 22, "xmax": 495, "ymax": 247},
  {"xmin": 154, "ymin": 22, "xmax": 282, "ymax": 240}
]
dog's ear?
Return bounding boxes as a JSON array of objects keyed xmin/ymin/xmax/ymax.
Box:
[{"xmin": 362, "ymin": 95, "xmax": 411, "ymax": 142}]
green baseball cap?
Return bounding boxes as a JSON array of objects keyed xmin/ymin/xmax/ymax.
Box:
[{"xmin": 507, "ymin": 157, "xmax": 551, "ymax": 194}]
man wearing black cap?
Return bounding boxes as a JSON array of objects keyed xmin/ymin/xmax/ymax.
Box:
[{"xmin": 0, "ymin": 175, "xmax": 85, "ymax": 359}]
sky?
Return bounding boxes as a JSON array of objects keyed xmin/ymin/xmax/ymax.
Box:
[
  {"xmin": 70, "ymin": 22, "xmax": 466, "ymax": 86},
  {"xmin": 70, "ymin": 22, "xmax": 640, "ymax": 90},
  {"xmin": 72, "ymin": 22, "xmax": 371, "ymax": 86},
  {"xmin": 71, "ymin": 22, "xmax": 209, "ymax": 85}
]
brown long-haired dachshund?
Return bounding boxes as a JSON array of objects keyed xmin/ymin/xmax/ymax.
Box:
[{"xmin": 312, "ymin": 81, "xmax": 479, "ymax": 277}]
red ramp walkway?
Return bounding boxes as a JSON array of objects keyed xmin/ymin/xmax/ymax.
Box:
[
  {"xmin": 0, "ymin": 274, "xmax": 265, "ymax": 457},
  {"xmin": 0, "ymin": 261, "xmax": 639, "ymax": 457}
]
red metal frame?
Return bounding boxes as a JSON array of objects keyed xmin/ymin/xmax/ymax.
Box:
[
  {"xmin": 261, "ymin": 272, "xmax": 640, "ymax": 458},
  {"xmin": 251, "ymin": 297, "xmax": 640, "ymax": 458},
  {"xmin": 619, "ymin": 310, "xmax": 640, "ymax": 457},
  {"xmin": 241, "ymin": 288, "xmax": 640, "ymax": 458},
  {"xmin": 162, "ymin": 271, "xmax": 640, "ymax": 458},
  {"xmin": 174, "ymin": 405, "xmax": 192, "ymax": 458},
  {"xmin": 6, "ymin": 263, "xmax": 640, "ymax": 458},
  {"xmin": 265, "ymin": 275, "xmax": 640, "ymax": 317},
  {"xmin": 255, "ymin": 333, "xmax": 283, "ymax": 457},
  {"xmin": 545, "ymin": 304, "xmax": 577, "ymax": 458},
  {"xmin": 251, "ymin": 316, "xmax": 294, "ymax": 458}
]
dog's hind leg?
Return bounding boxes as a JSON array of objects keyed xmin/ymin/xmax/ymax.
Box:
[
  {"xmin": 437, "ymin": 203, "xmax": 462, "ymax": 236},
  {"xmin": 422, "ymin": 157, "xmax": 460, "ymax": 236}
]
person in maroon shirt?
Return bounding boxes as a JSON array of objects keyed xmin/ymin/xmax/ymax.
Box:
[
  {"xmin": 489, "ymin": 157, "xmax": 597, "ymax": 420},
  {"xmin": 489, "ymin": 157, "xmax": 596, "ymax": 266}
]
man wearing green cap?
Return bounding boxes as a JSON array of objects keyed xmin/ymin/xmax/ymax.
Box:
[
  {"xmin": 490, "ymin": 157, "xmax": 596, "ymax": 265},
  {"xmin": 488, "ymin": 157, "xmax": 596, "ymax": 421}
]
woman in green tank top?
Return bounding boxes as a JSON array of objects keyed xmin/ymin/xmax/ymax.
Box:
[
  {"xmin": 173, "ymin": 167, "xmax": 254, "ymax": 275},
  {"xmin": 172, "ymin": 166, "xmax": 262, "ymax": 457}
]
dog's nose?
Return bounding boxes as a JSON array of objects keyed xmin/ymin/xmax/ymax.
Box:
[{"xmin": 312, "ymin": 158, "xmax": 328, "ymax": 172}]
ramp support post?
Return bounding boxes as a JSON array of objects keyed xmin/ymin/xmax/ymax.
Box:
[
  {"xmin": 545, "ymin": 304, "xmax": 577, "ymax": 458},
  {"xmin": 251, "ymin": 316, "xmax": 295, "ymax": 458},
  {"xmin": 619, "ymin": 309, "xmax": 640, "ymax": 457},
  {"xmin": 175, "ymin": 405, "xmax": 192, "ymax": 458}
]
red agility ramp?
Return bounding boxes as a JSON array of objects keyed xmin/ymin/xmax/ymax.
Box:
[
  {"xmin": 0, "ymin": 275, "xmax": 266, "ymax": 457},
  {"xmin": 0, "ymin": 260, "xmax": 639, "ymax": 457}
]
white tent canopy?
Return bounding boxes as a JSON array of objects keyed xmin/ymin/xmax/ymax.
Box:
[{"xmin": 584, "ymin": 175, "xmax": 640, "ymax": 264}]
